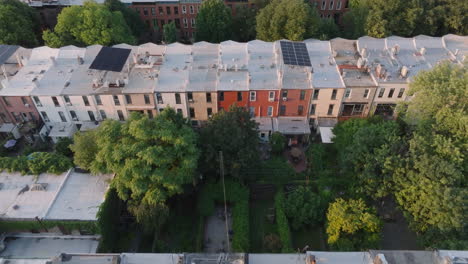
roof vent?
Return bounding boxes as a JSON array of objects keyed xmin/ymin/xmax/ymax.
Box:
[
  {"xmin": 31, "ymin": 183, "xmax": 48, "ymax": 191},
  {"xmin": 400, "ymin": 66, "xmax": 409, "ymax": 78},
  {"xmin": 419, "ymin": 47, "xmax": 426, "ymax": 55},
  {"xmin": 361, "ymin": 48, "xmax": 367, "ymax": 58},
  {"xmin": 77, "ymin": 56, "xmax": 84, "ymax": 65}
]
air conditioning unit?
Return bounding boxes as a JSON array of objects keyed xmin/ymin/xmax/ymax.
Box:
[
  {"xmin": 268, "ymin": 98, "xmax": 275, "ymax": 102},
  {"xmin": 24, "ymin": 104, "xmax": 30, "ymax": 108},
  {"xmin": 282, "ymin": 97, "xmax": 288, "ymax": 101}
]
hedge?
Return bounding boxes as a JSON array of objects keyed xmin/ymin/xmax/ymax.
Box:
[
  {"xmin": 0, "ymin": 152, "xmax": 72, "ymax": 175},
  {"xmin": 0, "ymin": 220, "xmax": 97, "ymax": 234},
  {"xmin": 275, "ymin": 190, "xmax": 293, "ymax": 252},
  {"xmin": 96, "ymin": 188, "xmax": 122, "ymax": 253},
  {"xmin": 197, "ymin": 179, "xmax": 250, "ymax": 252}
]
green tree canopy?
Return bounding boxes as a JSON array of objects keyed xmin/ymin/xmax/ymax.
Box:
[
  {"xmin": 200, "ymin": 105, "xmax": 259, "ymax": 181},
  {"xmin": 326, "ymin": 198, "xmax": 381, "ymax": 250},
  {"xmin": 270, "ymin": 132, "xmax": 286, "ymax": 155},
  {"xmin": 256, "ymin": 0, "xmax": 320, "ymax": 41},
  {"xmin": 391, "ymin": 63, "xmax": 467, "ymax": 243},
  {"xmin": 195, "ymin": 0, "xmax": 232, "ymax": 43},
  {"xmin": 0, "ymin": 0, "xmax": 40, "ymax": 47},
  {"xmin": 232, "ymin": 5, "xmax": 257, "ymax": 42},
  {"xmin": 104, "ymin": 0, "xmax": 147, "ymax": 40},
  {"xmin": 284, "ymin": 186, "xmax": 324, "ymax": 229},
  {"xmin": 43, "ymin": 1, "xmax": 136, "ymax": 47},
  {"xmin": 316, "ymin": 18, "xmax": 341, "ymax": 40},
  {"xmin": 70, "ymin": 130, "xmax": 98, "ymax": 170},
  {"xmin": 163, "ymin": 21, "xmax": 177, "ymax": 44}
]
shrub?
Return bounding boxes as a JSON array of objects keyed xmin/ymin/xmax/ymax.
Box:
[
  {"xmin": 275, "ymin": 190, "xmax": 293, "ymax": 252},
  {"xmin": 270, "ymin": 132, "xmax": 286, "ymax": 155},
  {"xmin": 55, "ymin": 137, "xmax": 73, "ymax": 157},
  {"xmin": 285, "ymin": 186, "xmax": 325, "ymax": 230},
  {"xmin": 97, "ymin": 188, "xmax": 122, "ymax": 253},
  {"xmin": 263, "ymin": 233, "xmax": 282, "ymax": 252},
  {"xmin": 27, "ymin": 152, "xmax": 73, "ymax": 175}
]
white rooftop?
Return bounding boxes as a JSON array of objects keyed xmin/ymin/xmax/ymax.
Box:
[
  {"xmin": 121, "ymin": 253, "xmax": 184, "ymax": 264},
  {"xmin": 305, "ymin": 39, "xmax": 344, "ymax": 88},
  {"xmin": 248, "ymin": 254, "xmax": 307, "ymax": 264},
  {"xmin": 307, "ymin": 252, "xmax": 372, "ymax": 264},
  {"xmin": 443, "ymin": 34, "xmax": 468, "ymax": 64},
  {"xmin": 0, "ymin": 170, "xmax": 111, "ymax": 221},
  {"xmin": 248, "ymin": 40, "xmax": 279, "ymax": 91}
]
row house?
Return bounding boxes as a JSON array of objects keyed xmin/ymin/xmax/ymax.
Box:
[{"xmin": 310, "ymin": 0, "xmax": 350, "ymax": 24}]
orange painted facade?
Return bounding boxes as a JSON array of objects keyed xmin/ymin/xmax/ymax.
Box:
[
  {"xmin": 278, "ymin": 89, "xmax": 312, "ymax": 117},
  {"xmin": 217, "ymin": 91, "xmax": 249, "ymax": 111},
  {"xmin": 248, "ymin": 90, "xmax": 279, "ymax": 117}
]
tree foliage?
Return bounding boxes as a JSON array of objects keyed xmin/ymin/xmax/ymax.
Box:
[
  {"xmin": 55, "ymin": 137, "xmax": 73, "ymax": 157},
  {"xmin": 195, "ymin": 0, "xmax": 232, "ymax": 43},
  {"xmin": 200, "ymin": 105, "xmax": 259, "ymax": 181},
  {"xmin": 270, "ymin": 132, "xmax": 286, "ymax": 155},
  {"xmin": 284, "ymin": 186, "xmax": 324, "ymax": 230},
  {"xmin": 326, "ymin": 198, "xmax": 381, "ymax": 250},
  {"xmin": 391, "ymin": 63, "xmax": 467, "ymax": 242},
  {"xmin": 104, "ymin": 0, "xmax": 146, "ymax": 40},
  {"xmin": 317, "ymin": 19, "xmax": 341, "ymax": 40},
  {"xmin": 0, "ymin": 0, "xmax": 40, "ymax": 47},
  {"xmin": 163, "ymin": 22, "xmax": 177, "ymax": 44},
  {"xmin": 232, "ymin": 5, "xmax": 257, "ymax": 42},
  {"xmin": 71, "ymin": 130, "xmax": 98, "ymax": 170},
  {"xmin": 43, "ymin": 1, "xmax": 136, "ymax": 47},
  {"xmin": 256, "ymin": 0, "xmax": 320, "ymax": 41},
  {"xmin": 275, "ymin": 189, "xmax": 293, "ymax": 252}
]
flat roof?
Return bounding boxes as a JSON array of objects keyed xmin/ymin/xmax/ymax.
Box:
[
  {"xmin": 0, "ymin": 233, "xmax": 99, "ymax": 259},
  {"xmin": 0, "ymin": 45, "xmax": 19, "ymax": 65},
  {"xmin": 89, "ymin": 47, "xmax": 131, "ymax": 72},
  {"xmin": 275, "ymin": 117, "xmax": 311, "ymax": 135},
  {"xmin": 249, "ymin": 254, "xmax": 307, "ymax": 264},
  {"xmin": 307, "ymin": 252, "xmax": 371, "ymax": 264},
  {"xmin": 369, "ymin": 250, "xmax": 435, "ymax": 264},
  {"xmin": 121, "ymin": 253, "xmax": 183, "ymax": 264},
  {"xmin": 0, "ymin": 170, "xmax": 111, "ymax": 221},
  {"xmin": 319, "ymin": 127, "xmax": 334, "ymax": 143}
]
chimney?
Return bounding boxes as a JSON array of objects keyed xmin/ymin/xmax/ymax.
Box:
[{"xmin": 49, "ymin": 56, "xmax": 56, "ymax": 66}]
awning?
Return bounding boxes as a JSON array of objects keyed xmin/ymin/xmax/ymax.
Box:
[
  {"xmin": 49, "ymin": 123, "xmax": 77, "ymax": 138},
  {"xmin": 0, "ymin": 123, "xmax": 16, "ymax": 133},
  {"xmin": 254, "ymin": 117, "xmax": 275, "ymax": 132},
  {"xmin": 275, "ymin": 117, "xmax": 311, "ymax": 135},
  {"xmin": 319, "ymin": 127, "xmax": 335, "ymax": 143}
]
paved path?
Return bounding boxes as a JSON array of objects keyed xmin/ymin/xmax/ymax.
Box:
[{"xmin": 204, "ymin": 207, "xmax": 232, "ymax": 253}]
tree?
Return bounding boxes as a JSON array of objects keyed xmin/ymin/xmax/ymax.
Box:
[
  {"xmin": 270, "ymin": 132, "xmax": 286, "ymax": 155},
  {"xmin": 163, "ymin": 22, "xmax": 177, "ymax": 44},
  {"xmin": 199, "ymin": 105, "xmax": 259, "ymax": 181},
  {"xmin": 317, "ymin": 18, "xmax": 341, "ymax": 40},
  {"xmin": 195, "ymin": 0, "xmax": 232, "ymax": 43},
  {"xmin": 256, "ymin": 0, "xmax": 320, "ymax": 41},
  {"xmin": 43, "ymin": 1, "xmax": 136, "ymax": 47},
  {"xmin": 105, "ymin": 0, "xmax": 147, "ymax": 40},
  {"xmin": 70, "ymin": 130, "xmax": 98, "ymax": 170},
  {"xmin": 232, "ymin": 5, "xmax": 257, "ymax": 42},
  {"xmin": 391, "ymin": 63, "xmax": 467, "ymax": 245},
  {"xmin": 0, "ymin": 0, "xmax": 40, "ymax": 47},
  {"xmin": 55, "ymin": 137, "xmax": 73, "ymax": 157},
  {"xmin": 326, "ymin": 198, "xmax": 381, "ymax": 250},
  {"xmin": 342, "ymin": 0, "xmax": 369, "ymax": 39},
  {"xmin": 90, "ymin": 111, "xmax": 199, "ymax": 230},
  {"xmin": 285, "ymin": 186, "xmax": 324, "ymax": 230}
]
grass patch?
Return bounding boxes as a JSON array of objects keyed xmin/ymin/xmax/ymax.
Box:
[{"xmin": 250, "ymin": 197, "xmax": 277, "ymax": 252}]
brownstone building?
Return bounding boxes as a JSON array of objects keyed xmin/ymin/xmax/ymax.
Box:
[{"xmin": 310, "ymin": 0, "xmax": 349, "ymax": 24}]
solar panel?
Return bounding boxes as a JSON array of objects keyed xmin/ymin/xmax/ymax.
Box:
[
  {"xmin": 280, "ymin": 41, "xmax": 311, "ymax": 67},
  {"xmin": 0, "ymin": 45, "xmax": 19, "ymax": 65},
  {"xmin": 89, "ymin": 47, "xmax": 131, "ymax": 72}
]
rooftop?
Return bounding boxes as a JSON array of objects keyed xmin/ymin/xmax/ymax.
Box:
[
  {"xmin": 0, "ymin": 170, "xmax": 111, "ymax": 221},
  {"xmin": 305, "ymin": 39, "xmax": 344, "ymax": 88}
]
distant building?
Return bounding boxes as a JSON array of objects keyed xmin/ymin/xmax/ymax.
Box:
[{"xmin": 310, "ymin": 0, "xmax": 350, "ymax": 24}]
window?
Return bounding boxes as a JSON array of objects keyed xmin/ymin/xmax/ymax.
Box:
[
  {"xmin": 321, "ymin": 0, "xmax": 326, "ymax": 10},
  {"xmin": 175, "ymin": 18, "xmax": 181, "ymax": 28},
  {"xmin": 280, "ymin": 105, "xmax": 286, "ymax": 115},
  {"xmin": 113, "ymin": 95, "xmax": 120, "ymax": 106},
  {"xmin": 310, "ymin": 104, "xmax": 316, "ymax": 115},
  {"xmin": 175, "ymin": 93, "xmax": 181, "ymax": 104},
  {"xmin": 237, "ymin": 92, "xmax": 243, "ymax": 101},
  {"xmin": 345, "ymin": 0, "xmax": 349, "ymax": 8},
  {"xmin": 62, "ymin": 96, "xmax": 71, "ymax": 106},
  {"xmin": 207, "ymin": 107, "xmax": 213, "ymax": 117},
  {"xmin": 191, "ymin": 18, "xmax": 196, "ymax": 28},
  {"xmin": 313, "ymin": 89, "xmax": 320, "ymax": 100},
  {"xmin": 219, "ymin": 92, "xmax": 224, "ymax": 101},
  {"xmin": 282, "ymin": 90, "xmax": 288, "ymax": 98},
  {"xmin": 52, "ymin": 96, "xmax": 60, "ymax": 107},
  {"xmin": 70, "ymin": 110, "xmax": 78, "ymax": 121},
  {"xmin": 33, "ymin": 96, "xmax": 42, "ymax": 107},
  {"xmin": 363, "ymin": 89, "xmax": 370, "ymax": 98},
  {"xmin": 344, "ymin": 88, "xmax": 351, "ymax": 98},
  {"xmin": 11, "ymin": 112, "xmax": 20, "ymax": 122},
  {"xmin": 206, "ymin": 93, "xmax": 212, "ymax": 103},
  {"xmin": 300, "ymin": 90, "xmax": 306, "ymax": 100},
  {"xmin": 329, "ymin": 0, "xmax": 334, "ymax": 10},
  {"xmin": 249, "ymin": 107, "xmax": 255, "ymax": 117},
  {"xmin": 250, "ymin": 91, "xmax": 256, "ymax": 101},
  {"xmin": 174, "ymin": 6, "xmax": 179, "ymax": 14},
  {"xmin": 182, "ymin": 5, "xmax": 186, "ymax": 14},
  {"xmin": 268, "ymin": 91, "xmax": 275, "ymax": 101},
  {"xmin": 156, "ymin": 93, "xmax": 163, "ymax": 104},
  {"xmin": 189, "ymin": 5, "xmax": 194, "ymax": 14},
  {"xmin": 125, "ymin": 95, "xmax": 132, "ymax": 104},
  {"xmin": 99, "ymin": 110, "xmax": 107, "ymax": 120},
  {"xmin": 267, "ymin": 106, "xmax": 273, "ymax": 117},
  {"xmin": 88, "ymin": 111, "xmax": 95, "ymax": 121},
  {"xmin": 143, "ymin": 8, "xmax": 148, "ymax": 16},
  {"xmin": 183, "ymin": 18, "xmax": 188, "ymax": 28},
  {"xmin": 397, "ymin": 88, "xmax": 405, "ymax": 98},
  {"xmin": 177, "ymin": 109, "xmax": 183, "ymax": 115},
  {"xmin": 117, "ymin": 110, "xmax": 125, "ymax": 121},
  {"xmin": 388, "ymin": 88, "xmax": 395, "ymax": 98},
  {"xmin": 21, "ymin": 97, "xmax": 28, "ymax": 105},
  {"xmin": 298, "ymin": 105, "xmax": 304, "ymax": 115},
  {"xmin": 166, "ymin": 7, "xmax": 171, "ymax": 14},
  {"xmin": 41, "ymin": 111, "xmax": 50, "ymax": 122},
  {"xmin": 378, "ymin": 88, "xmax": 385, "ymax": 98},
  {"xmin": 189, "ymin": 107, "xmax": 195, "ymax": 118},
  {"xmin": 147, "ymin": 110, "xmax": 153, "ymax": 119},
  {"xmin": 58, "ymin": 111, "xmax": 67, "ymax": 122},
  {"xmin": 93, "ymin": 95, "xmax": 101, "ymax": 106},
  {"xmin": 144, "ymin": 94, "xmax": 151, "ymax": 104},
  {"xmin": 158, "ymin": 6, "xmax": 163, "ymax": 14},
  {"xmin": 151, "ymin": 7, "xmax": 155, "ymax": 15},
  {"xmin": 337, "ymin": 0, "xmax": 342, "ymax": 9},
  {"xmin": 2, "ymin": 97, "xmax": 11, "ymax": 107},
  {"xmin": 188, "ymin": 92, "xmax": 193, "ymax": 102},
  {"xmin": 82, "ymin": 96, "xmax": 90, "ymax": 106},
  {"xmin": 327, "ymin": 104, "xmax": 334, "ymax": 115},
  {"xmin": 331, "ymin": 89, "xmax": 337, "ymax": 99}
]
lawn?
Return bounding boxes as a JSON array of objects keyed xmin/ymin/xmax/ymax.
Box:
[
  {"xmin": 291, "ymin": 225, "xmax": 327, "ymax": 251},
  {"xmin": 250, "ymin": 192, "xmax": 278, "ymax": 252}
]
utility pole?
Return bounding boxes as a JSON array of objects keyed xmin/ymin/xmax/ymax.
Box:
[{"xmin": 219, "ymin": 151, "xmax": 230, "ymax": 253}]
